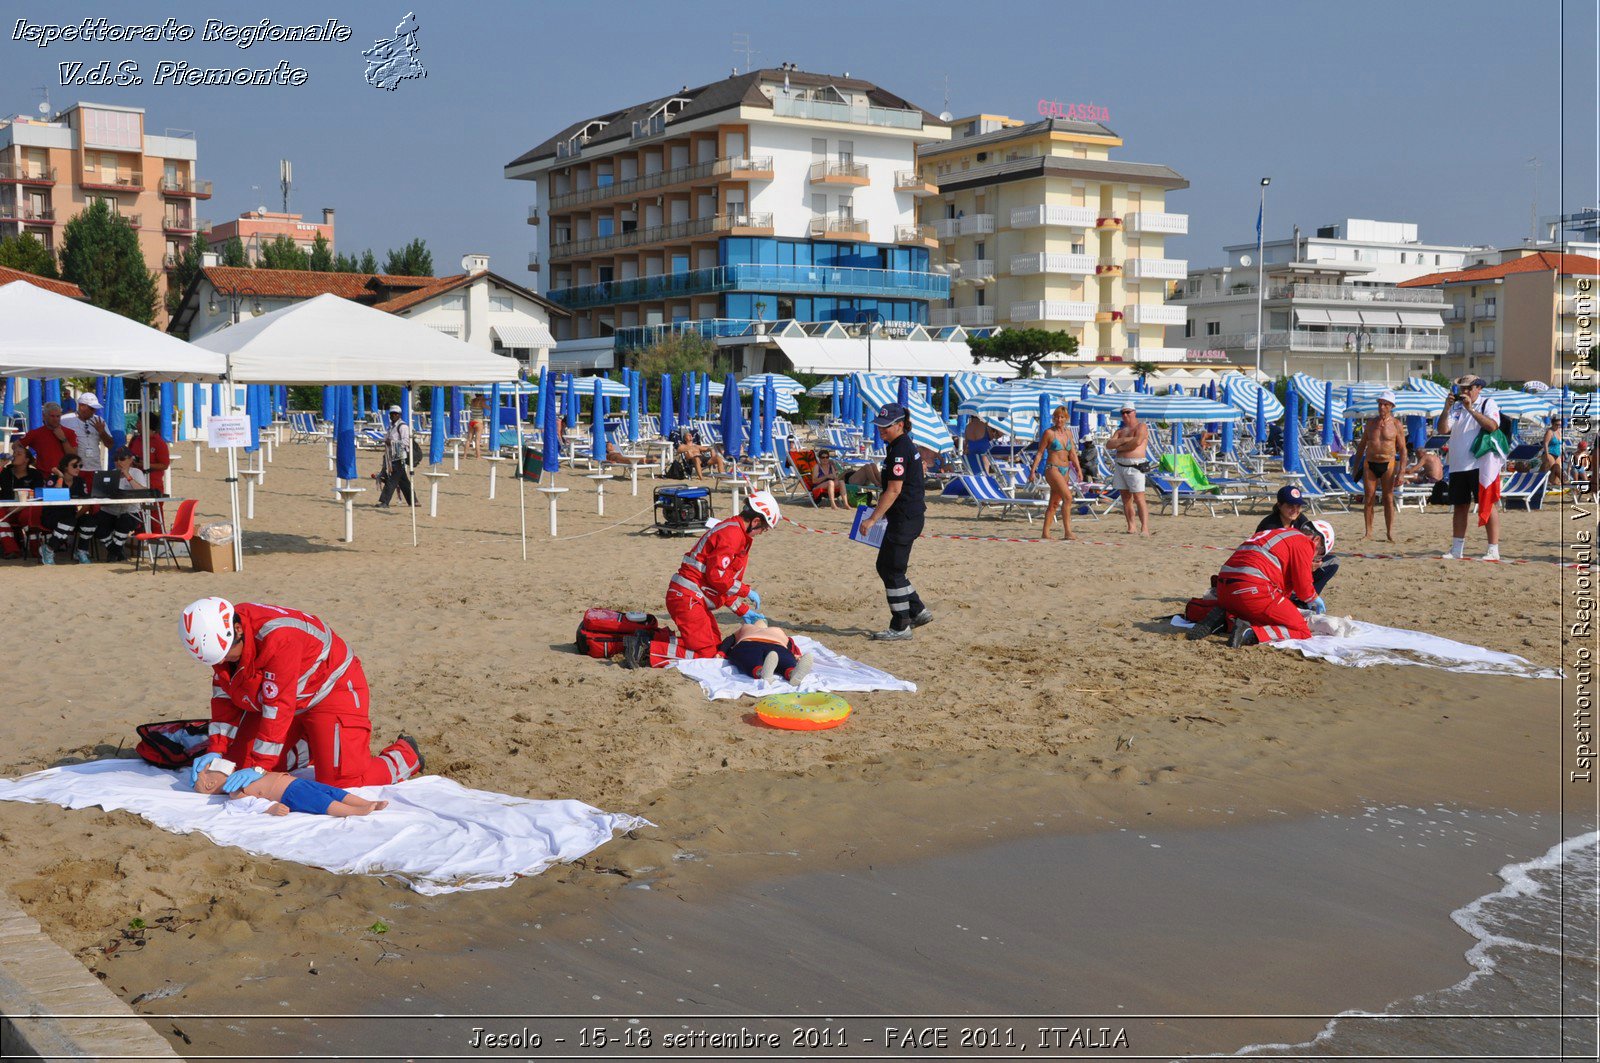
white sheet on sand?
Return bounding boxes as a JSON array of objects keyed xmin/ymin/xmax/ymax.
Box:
[
  {"xmin": 1171, "ymin": 614, "xmax": 1560, "ymax": 680},
  {"xmin": 0, "ymin": 760, "xmax": 651, "ymax": 896},
  {"xmin": 671, "ymin": 635, "xmax": 917, "ymax": 701}
]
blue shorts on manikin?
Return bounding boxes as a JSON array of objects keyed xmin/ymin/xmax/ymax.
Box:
[
  {"xmin": 281, "ymin": 777, "xmax": 350, "ymax": 815},
  {"xmin": 720, "ymin": 635, "xmax": 799, "ymax": 679}
]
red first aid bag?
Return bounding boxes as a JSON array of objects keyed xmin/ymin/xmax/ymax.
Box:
[
  {"xmin": 134, "ymin": 719, "xmax": 212, "ymax": 769},
  {"xmin": 576, "ymin": 609, "xmax": 659, "ymax": 659}
]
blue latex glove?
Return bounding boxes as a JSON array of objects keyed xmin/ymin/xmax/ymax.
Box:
[
  {"xmin": 746, "ymin": 588, "xmax": 761, "ymax": 610},
  {"xmin": 220, "ymin": 766, "xmax": 265, "ymax": 794},
  {"xmin": 1310, "ymin": 595, "xmax": 1327, "ymax": 615},
  {"xmin": 743, "ymin": 610, "xmax": 767, "ymax": 623},
  {"xmin": 189, "ymin": 751, "xmax": 221, "ymax": 787}
]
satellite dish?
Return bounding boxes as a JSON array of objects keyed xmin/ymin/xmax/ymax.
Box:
[
  {"xmin": 938, "ymin": 111, "xmax": 953, "ymax": 122},
  {"xmin": 258, "ymin": 205, "xmax": 269, "ymax": 215},
  {"xmin": 1239, "ymin": 254, "xmax": 1253, "ymax": 267},
  {"xmin": 38, "ymin": 102, "xmax": 49, "ymax": 115}
]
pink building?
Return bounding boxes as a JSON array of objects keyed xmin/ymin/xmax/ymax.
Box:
[{"xmin": 210, "ymin": 207, "xmax": 335, "ymax": 260}]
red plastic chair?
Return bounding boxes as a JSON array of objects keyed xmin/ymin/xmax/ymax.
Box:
[{"xmin": 133, "ymin": 498, "xmax": 196, "ymax": 571}]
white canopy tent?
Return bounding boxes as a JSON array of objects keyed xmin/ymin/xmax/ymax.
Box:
[
  {"xmin": 773, "ymin": 335, "xmax": 1010, "ymax": 377},
  {"xmin": 192, "ymin": 294, "xmax": 526, "ymax": 560},
  {"xmin": 0, "ymin": 281, "xmax": 225, "ymax": 381}
]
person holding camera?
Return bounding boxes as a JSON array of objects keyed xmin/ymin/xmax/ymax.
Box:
[
  {"xmin": 858, "ymin": 404, "xmax": 932, "ymax": 642},
  {"xmin": 1436, "ymin": 376, "xmax": 1502, "ymax": 561}
]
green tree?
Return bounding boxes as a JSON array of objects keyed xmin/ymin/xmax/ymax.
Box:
[
  {"xmin": 966, "ymin": 328, "xmax": 1078, "ymax": 378},
  {"xmin": 0, "ymin": 232, "xmax": 58, "ymax": 278},
  {"xmin": 259, "ymin": 234, "xmax": 309, "ymax": 270},
  {"xmin": 629, "ymin": 332, "xmax": 717, "ymax": 381},
  {"xmin": 163, "ymin": 232, "xmax": 209, "ymax": 324},
  {"xmin": 221, "ymin": 235, "xmax": 249, "ymax": 267},
  {"xmin": 58, "ymin": 200, "xmax": 157, "ymax": 324},
  {"xmin": 332, "ymin": 252, "xmax": 360, "ymax": 272},
  {"xmin": 308, "ymin": 233, "xmax": 335, "ymax": 272},
  {"xmin": 357, "ymin": 248, "xmax": 379, "ymax": 274},
  {"xmin": 382, "ymin": 238, "xmax": 433, "ymax": 277}
]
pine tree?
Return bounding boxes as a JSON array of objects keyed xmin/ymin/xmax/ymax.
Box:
[
  {"xmin": 966, "ymin": 328, "xmax": 1078, "ymax": 377},
  {"xmin": 221, "ymin": 235, "xmax": 248, "ymax": 267},
  {"xmin": 259, "ymin": 234, "xmax": 309, "ymax": 270},
  {"xmin": 382, "ymin": 238, "xmax": 433, "ymax": 277},
  {"xmin": 0, "ymin": 233, "xmax": 59, "ymax": 278},
  {"xmin": 58, "ymin": 200, "xmax": 158, "ymax": 324},
  {"xmin": 308, "ymin": 233, "xmax": 335, "ymax": 272},
  {"xmin": 332, "ymin": 252, "xmax": 360, "ymax": 273},
  {"xmin": 357, "ymin": 248, "xmax": 379, "ymax": 274}
]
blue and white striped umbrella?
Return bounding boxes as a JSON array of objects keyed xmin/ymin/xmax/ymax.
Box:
[
  {"xmin": 1544, "ymin": 390, "xmax": 1596, "ymax": 420},
  {"xmin": 1076, "ymin": 392, "xmax": 1243, "ymax": 422},
  {"xmin": 574, "ymin": 376, "xmax": 630, "ymax": 399},
  {"xmin": 1289, "ymin": 372, "xmax": 1347, "ymax": 419},
  {"xmin": 950, "ymin": 371, "xmax": 1004, "ymax": 402},
  {"xmin": 807, "ymin": 378, "xmax": 844, "ymax": 398},
  {"xmin": 1406, "ymin": 376, "xmax": 1447, "ymax": 397},
  {"xmin": 1522, "ymin": 380, "xmax": 1551, "ymax": 393},
  {"xmin": 1219, "ymin": 371, "xmax": 1284, "ymax": 421},
  {"xmin": 852, "ymin": 372, "xmax": 954, "ymax": 453},
  {"xmin": 1484, "ymin": 388, "xmax": 1561, "ymax": 419},
  {"xmin": 958, "ymin": 379, "xmax": 1088, "ymax": 439},
  {"xmin": 738, "ymin": 373, "xmax": 806, "ymax": 396},
  {"xmin": 1347, "ymin": 392, "xmax": 1446, "ymax": 417}
]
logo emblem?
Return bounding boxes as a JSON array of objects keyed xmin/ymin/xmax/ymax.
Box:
[
  {"xmin": 363, "ymin": 13, "xmax": 426, "ymax": 91},
  {"xmin": 262, "ymin": 680, "xmax": 279, "ymax": 701}
]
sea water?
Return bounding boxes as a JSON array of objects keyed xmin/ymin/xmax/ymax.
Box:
[{"xmin": 1239, "ymin": 831, "xmax": 1599, "ymax": 1058}]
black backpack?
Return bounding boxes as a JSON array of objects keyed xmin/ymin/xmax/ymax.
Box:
[{"xmin": 663, "ymin": 458, "xmax": 689, "ymax": 480}]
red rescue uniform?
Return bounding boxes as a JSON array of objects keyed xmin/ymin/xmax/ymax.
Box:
[
  {"xmin": 648, "ymin": 516, "xmax": 757, "ymax": 667},
  {"xmin": 1215, "ymin": 527, "xmax": 1317, "ymax": 643},
  {"xmin": 205, "ymin": 603, "xmax": 419, "ymax": 787},
  {"xmin": 20, "ymin": 424, "xmax": 77, "ymax": 476}
]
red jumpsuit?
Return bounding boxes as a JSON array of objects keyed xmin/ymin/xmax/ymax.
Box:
[
  {"xmin": 205, "ymin": 603, "xmax": 420, "ymax": 787},
  {"xmin": 1215, "ymin": 527, "xmax": 1317, "ymax": 643},
  {"xmin": 648, "ymin": 517, "xmax": 757, "ymax": 667}
]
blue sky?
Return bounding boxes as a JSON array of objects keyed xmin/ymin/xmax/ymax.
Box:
[{"xmin": 3, "ymin": 0, "xmax": 1594, "ymax": 276}]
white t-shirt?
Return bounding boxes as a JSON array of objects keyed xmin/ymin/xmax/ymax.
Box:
[
  {"xmin": 106, "ymin": 465, "xmax": 148, "ymax": 510},
  {"xmin": 59, "ymin": 413, "xmax": 106, "ymax": 472},
  {"xmin": 1445, "ymin": 395, "xmax": 1500, "ymax": 475}
]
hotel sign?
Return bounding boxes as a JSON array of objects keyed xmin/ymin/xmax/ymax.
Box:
[
  {"xmin": 1038, "ymin": 99, "xmax": 1110, "ymax": 123},
  {"xmin": 1185, "ymin": 349, "xmax": 1229, "ymax": 363}
]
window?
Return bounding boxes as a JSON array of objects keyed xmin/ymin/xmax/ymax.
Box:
[
  {"xmin": 490, "ymin": 294, "xmax": 513, "ymax": 312},
  {"xmin": 439, "ymin": 294, "xmax": 465, "ymax": 311},
  {"xmin": 1206, "ymin": 321, "xmax": 1220, "ymax": 336},
  {"xmin": 1184, "ymin": 320, "xmax": 1194, "ymax": 338},
  {"xmin": 1127, "ymin": 332, "xmax": 1141, "ymax": 348},
  {"xmin": 811, "ymin": 138, "xmax": 827, "ymax": 161},
  {"xmin": 596, "ymin": 217, "xmax": 614, "ymax": 237},
  {"xmin": 1071, "ymin": 241, "xmax": 1085, "ymax": 255},
  {"xmin": 976, "ymin": 288, "xmax": 986, "ymax": 306}
]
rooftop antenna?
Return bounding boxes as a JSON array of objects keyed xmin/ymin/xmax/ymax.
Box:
[
  {"xmin": 1525, "ymin": 157, "xmax": 1541, "ymax": 242},
  {"xmin": 33, "ymin": 85, "xmax": 50, "ymax": 117},
  {"xmin": 279, "ymin": 159, "xmax": 293, "ymax": 215},
  {"xmin": 731, "ymin": 32, "xmax": 757, "ymax": 74}
]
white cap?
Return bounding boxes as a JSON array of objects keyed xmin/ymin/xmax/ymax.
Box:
[
  {"xmin": 76, "ymin": 393, "xmax": 101, "ymax": 409},
  {"xmin": 1377, "ymin": 389, "xmax": 1397, "ymax": 405},
  {"xmin": 388, "ymin": 405, "xmax": 402, "ymax": 414}
]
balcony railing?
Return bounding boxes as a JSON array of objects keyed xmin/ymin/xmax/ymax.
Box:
[
  {"xmin": 1011, "ymin": 204, "xmax": 1096, "ymax": 229},
  {"xmin": 1560, "ymin": 295, "xmax": 1590, "ymax": 316},
  {"xmin": 550, "ymin": 211, "xmax": 773, "ymax": 259},
  {"xmin": 808, "ymin": 159, "xmax": 870, "ymax": 183},
  {"xmin": 1472, "ymin": 339, "xmax": 1497, "ymax": 355},
  {"xmin": 0, "ymin": 163, "xmax": 55, "ymax": 184},
  {"xmin": 932, "ymin": 218, "xmax": 960, "ymax": 239},
  {"xmin": 527, "ymin": 252, "xmax": 540, "ymax": 272},
  {"xmin": 163, "ymin": 216, "xmax": 210, "ymax": 233},
  {"xmin": 894, "ymin": 170, "xmax": 938, "ymax": 195},
  {"xmin": 1473, "ymin": 302, "xmax": 1498, "ymax": 320},
  {"xmin": 0, "ymin": 204, "xmax": 54, "ymax": 222},
  {"xmin": 954, "ymin": 259, "xmax": 995, "ymax": 283},
  {"xmin": 1188, "ymin": 331, "xmax": 1450, "ymax": 354},
  {"xmin": 808, "ymin": 213, "xmax": 869, "ymax": 237},
  {"xmin": 1124, "ymin": 303, "xmax": 1187, "ymax": 326},
  {"xmin": 1123, "ymin": 211, "xmax": 1189, "ymax": 235},
  {"xmin": 771, "ymin": 94, "xmax": 923, "ymax": 129},
  {"xmin": 81, "ymin": 170, "xmax": 143, "ymax": 191},
  {"xmin": 548, "ymin": 155, "xmax": 775, "ymax": 212},
  {"xmin": 1442, "ymin": 305, "xmax": 1466, "ymax": 322},
  {"xmin": 1448, "ymin": 340, "xmax": 1466, "ymax": 355},
  {"xmin": 1010, "ymin": 300, "xmax": 1095, "ymax": 323},
  {"xmin": 1269, "ymin": 282, "xmax": 1447, "ymax": 306},
  {"xmin": 959, "ymin": 213, "xmax": 995, "ymax": 236},
  {"xmin": 118, "ymin": 213, "xmax": 142, "ymax": 228},
  {"xmin": 1123, "ymin": 257, "xmax": 1187, "ymax": 280},
  {"xmin": 526, "ymin": 205, "xmax": 540, "ymax": 225},
  {"xmin": 159, "ymin": 175, "xmax": 213, "ymax": 197},
  {"xmin": 895, "ymin": 224, "xmax": 937, "ymax": 245},
  {"xmin": 1010, "ymin": 253, "xmax": 1095, "ymax": 276},
  {"xmin": 546, "ymin": 262, "xmax": 949, "ymax": 310}
]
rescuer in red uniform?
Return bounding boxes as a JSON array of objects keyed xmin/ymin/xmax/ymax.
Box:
[{"xmin": 1189, "ymin": 520, "xmax": 1334, "ymax": 648}]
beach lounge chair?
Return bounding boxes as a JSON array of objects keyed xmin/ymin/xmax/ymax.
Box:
[
  {"xmin": 1316, "ymin": 464, "xmax": 1367, "ymax": 501},
  {"xmin": 951, "ymin": 473, "xmax": 1049, "ymax": 522},
  {"xmin": 1157, "ymin": 454, "xmax": 1250, "ymax": 517},
  {"xmin": 1500, "ymin": 471, "xmax": 1548, "ymax": 510}
]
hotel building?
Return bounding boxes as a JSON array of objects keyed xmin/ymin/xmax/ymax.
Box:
[
  {"xmin": 1169, "ymin": 220, "xmax": 1471, "ymax": 382},
  {"xmin": 210, "ymin": 208, "xmax": 336, "ymax": 263},
  {"xmin": 913, "ymin": 113, "xmax": 1189, "ymax": 366},
  {"xmin": 0, "ymin": 102, "xmax": 211, "ymax": 323},
  {"xmin": 505, "ymin": 68, "xmax": 953, "ymax": 370}
]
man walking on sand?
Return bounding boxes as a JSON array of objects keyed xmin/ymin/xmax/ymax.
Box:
[
  {"xmin": 1437, "ymin": 376, "xmax": 1503, "ymax": 561},
  {"xmin": 1106, "ymin": 404, "xmax": 1150, "ymax": 536},
  {"xmin": 1353, "ymin": 389, "xmax": 1407, "ymax": 542}
]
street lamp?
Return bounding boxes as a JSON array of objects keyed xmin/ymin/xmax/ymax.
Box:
[
  {"xmin": 850, "ymin": 307, "xmax": 881, "ymax": 373},
  {"xmin": 1253, "ymin": 177, "xmax": 1270, "ymax": 381},
  {"xmin": 208, "ymin": 282, "xmax": 262, "ymax": 324}
]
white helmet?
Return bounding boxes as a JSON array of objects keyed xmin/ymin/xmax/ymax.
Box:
[
  {"xmin": 1310, "ymin": 519, "xmax": 1336, "ymax": 557},
  {"xmin": 746, "ymin": 490, "xmax": 781, "ymax": 528},
  {"xmin": 180, "ymin": 597, "xmax": 237, "ymax": 665}
]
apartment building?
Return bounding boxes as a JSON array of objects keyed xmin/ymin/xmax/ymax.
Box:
[
  {"xmin": 914, "ymin": 113, "xmax": 1188, "ymax": 367},
  {"xmin": 1399, "ymin": 248, "xmax": 1600, "ymax": 385},
  {"xmin": 210, "ymin": 208, "xmax": 335, "ymax": 262},
  {"xmin": 1169, "ymin": 220, "xmax": 1470, "ymax": 382},
  {"xmin": 0, "ymin": 102, "xmax": 211, "ymax": 322},
  {"xmin": 504, "ymin": 67, "xmax": 952, "ymax": 368}
]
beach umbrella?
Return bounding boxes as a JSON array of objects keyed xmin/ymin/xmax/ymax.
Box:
[
  {"xmin": 542, "ymin": 381, "xmax": 562, "ymax": 476},
  {"xmin": 1544, "ymin": 390, "xmax": 1596, "ymax": 420},
  {"xmin": 159, "ymin": 384, "xmax": 175, "ymax": 442},
  {"xmin": 1220, "ymin": 414, "xmax": 1235, "ymax": 457},
  {"xmin": 831, "ymin": 378, "xmax": 841, "ymax": 421},
  {"xmin": 1321, "ymin": 382, "xmax": 1336, "ymax": 445},
  {"xmin": 488, "ymin": 382, "xmax": 503, "ymax": 454},
  {"xmin": 355, "ymin": 383, "xmax": 366, "ymax": 419},
  {"xmin": 1523, "ymin": 380, "xmax": 1551, "ymax": 393},
  {"xmin": 1485, "ymin": 388, "xmax": 1556, "ymax": 419},
  {"xmin": 739, "ymin": 373, "xmax": 806, "ymax": 397},
  {"xmin": 1347, "ymin": 392, "xmax": 1446, "ymax": 417},
  {"xmin": 26, "ymin": 380, "xmax": 42, "ymax": 429},
  {"xmin": 577, "ymin": 375, "xmax": 630, "ymax": 400},
  {"xmin": 590, "ymin": 377, "xmax": 606, "ymax": 462},
  {"xmin": 659, "ymin": 374, "xmax": 675, "ymax": 440},
  {"xmin": 564, "ymin": 373, "xmax": 578, "ymax": 425},
  {"xmin": 534, "ymin": 368, "xmax": 549, "ymax": 435},
  {"xmin": 721, "ymin": 373, "xmax": 743, "ymax": 460},
  {"xmin": 1407, "ymin": 376, "xmax": 1447, "ymax": 397},
  {"xmin": 941, "ymin": 375, "xmax": 952, "ymax": 422},
  {"xmin": 0, "ymin": 379, "xmax": 11, "ymax": 424},
  {"xmin": 762, "ymin": 379, "xmax": 776, "ymax": 454},
  {"xmin": 949, "ymin": 371, "xmax": 1000, "ymax": 403},
  {"xmin": 1407, "ymin": 416, "xmax": 1428, "ymax": 452},
  {"xmin": 854, "ymin": 372, "xmax": 955, "ymax": 452},
  {"xmin": 1077, "ymin": 392, "xmax": 1244, "ymax": 422},
  {"xmin": 898, "ymin": 376, "xmax": 911, "ymax": 406},
  {"xmin": 1037, "ymin": 392, "xmax": 1052, "ymax": 443},
  {"xmin": 1221, "ymin": 371, "xmax": 1285, "ymax": 423},
  {"xmin": 1289, "ymin": 372, "xmax": 1347, "ymax": 420},
  {"xmin": 678, "ymin": 372, "xmax": 692, "ymax": 428},
  {"xmin": 1282, "ymin": 381, "xmax": 1302, "ymax": 474},
  {"xmin": 321, "ymin": 385, "xmax": 334, "ymax": 425},
  {"xmin": 429, "ymin": 385, "xmax": 446, "ymax": 466},
  {"xmin": 336, "ymin": 386, "xmax": 356, "ymax": 481},
  {"xmin": 699, "ymin": 373, "xmax": 712, "ymax": 417},
  {"xmin": 449, "ymin": 387, "xmax": 463, "ymax": 439},
  {"xmin": 748, "ymin": 385, "xmax": 764, "ymax": 458},
  {"xmin": 402, "ymin": 386, "xmax": 413, "ymax": 426},
  {"xmin": 43, "ymin": 379, "xmax": 59, "ymax": 408},
  {"xmin": 627, "ymin": 374, "xmax": 640, "ymax": 444}
]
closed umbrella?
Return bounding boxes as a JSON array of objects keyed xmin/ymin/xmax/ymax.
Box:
[
  {"xmin": 898, "ymin": 376, "xmax": 911, "ymax": 406},
  {"xmin": 449, "ymin": 387, "xmax": 462, "ymax": 439},
  {"xmin": 831, "ymin": 378, "xmax": 841, "ymax": 421},
  {"xmin": 488, "ymin": 382, "xmax": 503, "ymax": 454},
  {"xmin": 627, "ymin": 374, "xmax": 640, "ymax": 444},
  {"xmin": 1282, "ymin": 381, "xmax": 1302, "ymax": 474},
  {"xmin": 1407, "ymin": 416, "xmax": 1428, "ymax": 452},
  {"xmin": 1, "ymin": 379, "xmax": 11, "ymax": 423},
  {"xmin": 678, "ymin": 372, "xmax": 692, "ymax": 428},
  {"xmin": 941, "ymin": 375, "xmax": 952, "ymax": 422},
  {"xmin": 321, "ymin": 385, "xmax": 334, "ymax": 425},
  {"xmin": 699, "ymin": 373, "xmax": 711, "ymax": 418},
  {"xmin": 1255, "ymin": 388, "xmax": 1268, "ymax": 444},
  {"xmin": 26, "ymin": 379, "xmax": 42, "ymax": 429},
  {"xmin": 748, "ymin": 385, "xmax": 764, "ymax": 458},
  {"xmin": 1321, "ymin": 382, "xmax": 1335, "ymax": 445},
  {"xmin": 159, "ymin": 384, "xmax": 175, "ymax": 442},
  {"xmin": 590, "ymin": 377, "xmax": 606, "ymax": 462},
  {"xmin": 43, "ymin": 379, "xmax": 59, "ymax": 408},
  {"xmin": 542, "ymin": 381, "xmax": 562, "ymax": 476},
  {"xmin": 721, "ymin": 373, "xmax": 743, "ymax": 461},
  {"xmin": 659, "ymin": 374, "xmax": 675, "ymax": 440},
  {"xmin": 335, "ymin": 386, "xmax": 357, "ymax": 480},
  {"xmin": 1038, "ymin": 393, "xmax": 1052, "ymax": 446},
  {"xmin": 402, "ymin": 386, "xmax": 412, "ymax": 426},
  {"xmin": 1220, "ymin": 414, "xmax": 1235, "ymax": 458},
  {"xmin": 565, "ymin": 373, "xmax": 578, "ymax": 427},
  {"xmin": 355, "ymin": 382, "xmax": 366, "ymax": 419},
  {"xmin": 762, "ymin": 379, "xmax": 776, "ymax": 455}
]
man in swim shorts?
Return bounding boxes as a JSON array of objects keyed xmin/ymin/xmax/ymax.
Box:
[
  {"xmin": 1106, "ymin": 404, "xmax": 1150, "ymax": 536},
  {"xmin": 1352, "ymin": 389, "xmax": 1407, "ymax": 542}
]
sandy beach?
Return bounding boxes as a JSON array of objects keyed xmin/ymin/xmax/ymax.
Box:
[{"xmin": 0, "ymin": 438, "xmax": 1587, "ymax": 1057}]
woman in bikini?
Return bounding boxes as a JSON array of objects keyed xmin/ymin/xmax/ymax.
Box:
[
  {"xmin": 1030, "ymin": 405, "xmax": 1082, "ymax": 541},
  {"xmin": 1541, "ymin": 417, "xmax": 1566, "ymax": 487}
]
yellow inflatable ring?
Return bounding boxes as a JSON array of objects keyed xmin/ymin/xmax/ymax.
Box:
[{"xmin": 754, "ymin": 691, "xmax": 852, "ymax": 731}]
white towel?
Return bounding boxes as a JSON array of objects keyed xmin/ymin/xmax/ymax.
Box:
[
  {"xmin": 0, "ymin": 761, "xmax": 651, "ymax": 896},
  {"xmin": 671, "ymin": 635, "xmax": 917, "ymax": 701},
  {"xmin": 1171, "ymin": 615, "xmax": 1560, "ymax": 680}
]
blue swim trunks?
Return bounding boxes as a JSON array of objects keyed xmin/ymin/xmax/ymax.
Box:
[{"xmin": 281, "ymin": 777, "xmax": 350, "ymax": 815}]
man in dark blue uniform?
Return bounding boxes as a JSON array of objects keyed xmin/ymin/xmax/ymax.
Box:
[{"xmin": 858, "ymin": 403, "xmax": 933, "ymax": 641}]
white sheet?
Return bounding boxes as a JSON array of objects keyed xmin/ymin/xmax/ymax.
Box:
[
  {"xmin": 1171, "ymin": 615, "xmax": 1560, "ymax": 680},
  {"xmin": 671, "ymin": 635, "xmax": 917, "ymax": 701},
  {"xmin": 0, "ymin": 761, "xmax": 651, "ymax": 895}
]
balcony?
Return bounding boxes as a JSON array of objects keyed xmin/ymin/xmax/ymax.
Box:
[
  {"xmin": 159, "ymin": 175, "xmax": 212, "ymax": 198},
  {"xmin": 1010, "ymin": 300, "xmax": 1095, "ymax": 323},
  {"xmin": 1011, "ymin": 253, "xmax": 1095, "ymax": 276},
  {"xmin": 162, "ymin": 215, "xmax": 210, "ymax": 235},
  {"xmin": 809, "ymin": 159, "xmax": 870, "ymax": 185},
  {"xmin": 0, "ymin": 203, "xmax": 54, "ymax": 223},
  {"xmin": 1124, "ymin": 303, "xmax": 1187, "ymax": 326},
  {"xmin": 550, "ymin": 211, "xmax": 774, "ymax": 259},
  {"xmin": 526, "ymin": 206, "xmax": 540, "ymax": 225},
  {"xmin": 958, "ymin": 213, "xmax": 995, "ymax": 236},
  {"xmin": 808, "ymin": 213, "xmax": 870, "ymax": 240},
  {"xmin": 932, "ymin": 218, "xmax": 960, "ymax": 240},
  {"xmin": 1265, "ymin": 282, "xmax": 1447, "ymax": 306},
  {"xmin": 548, "ymin": 155, "xmax": 776, "ymax": 212},
  {"xmin": 1123, "ymin": 211, "xmax": 1188, "ymax": 235},
  {"xmin": 1472, "ymin": 302, "xmax": 1498, "ymax": 320},
  {"xmin": 1560, "ymin": 295, "xmax": 1592, "ymax": 316},
  {"xmin": 0, "ymin": 163, "xmax": 55, "ymax": 185},
  {"xmin": 894, "ymin": 224, "xmax": 938, "ymax": 248},
  {"xmin": 771, "ymin": 94, "xmax": 923, "ymax": 130},
  {"xmin": 546, "ymin": 262, "xmax": 949, "ymax": 310},
  {"xmin": 1095, "ymin": 261, "xmax": 1123, "ymax": 276},
  {"xmin": 527, "ymin": 252, "xmax": 540, "ymax": 272},
  {"xmin": 894, "ymin": 170, "xmax": 939, "ymax": 196},
  {"xmin": 117, "ymin": 213, "xmax": 142, "ymax": 228},
  {"xmin": 953, "ymin": 259, "xmax": 995, "ymax": 284},
  {"xmin": 1124, "ymin": 257, "xmax": 1187, "ymax": 280},
  {"xmin": 1190, "ymin": 331, "xmax": 1450, "ymax": 354},
  {"xmin": 1010, "ymin": 204, "xmax": 1096, "ymax": 229},
  {"xmin": 1448, "ymin": 340, "xmax": 1466, "ymax": 356},
  {"xmin": 1095, "ymin": 216, "xmax": 1123, "ymax": 230},
  {"xmin": 80, "ymin": 170, "xmax": 143, "ymax": 192},
  {"xmin": 1442, "ymin": 305, "xmax": 1466, "ymax": 322},
  {"xmin": 1472, "ymin": 339, "xmax": 1497, "ymax": 355}
]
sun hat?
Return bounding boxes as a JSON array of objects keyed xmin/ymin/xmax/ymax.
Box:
[
  {"xmin": 387, "ymin": 404, "xmax": 402, "ymax": 414},
  {"xmin": 1377, "ymin": 389, "xmax": 1396, "ymax": 405},
  {"xmin": 1119, "ymin": 402, "xmax": 1136, "ymax": 413},
  {"xmin": 76, "ymin": 393, "xmax": 101, "ymax": 409}
]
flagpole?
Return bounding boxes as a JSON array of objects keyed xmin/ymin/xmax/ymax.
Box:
[{"xmin": 1254, "ymin": 177, "xmax": 1270, "ymax": 381}]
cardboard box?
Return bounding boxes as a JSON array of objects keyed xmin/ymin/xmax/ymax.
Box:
[{"xmin": 189, "ymin": 538, "xmax": 235, "ymax": 574}]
